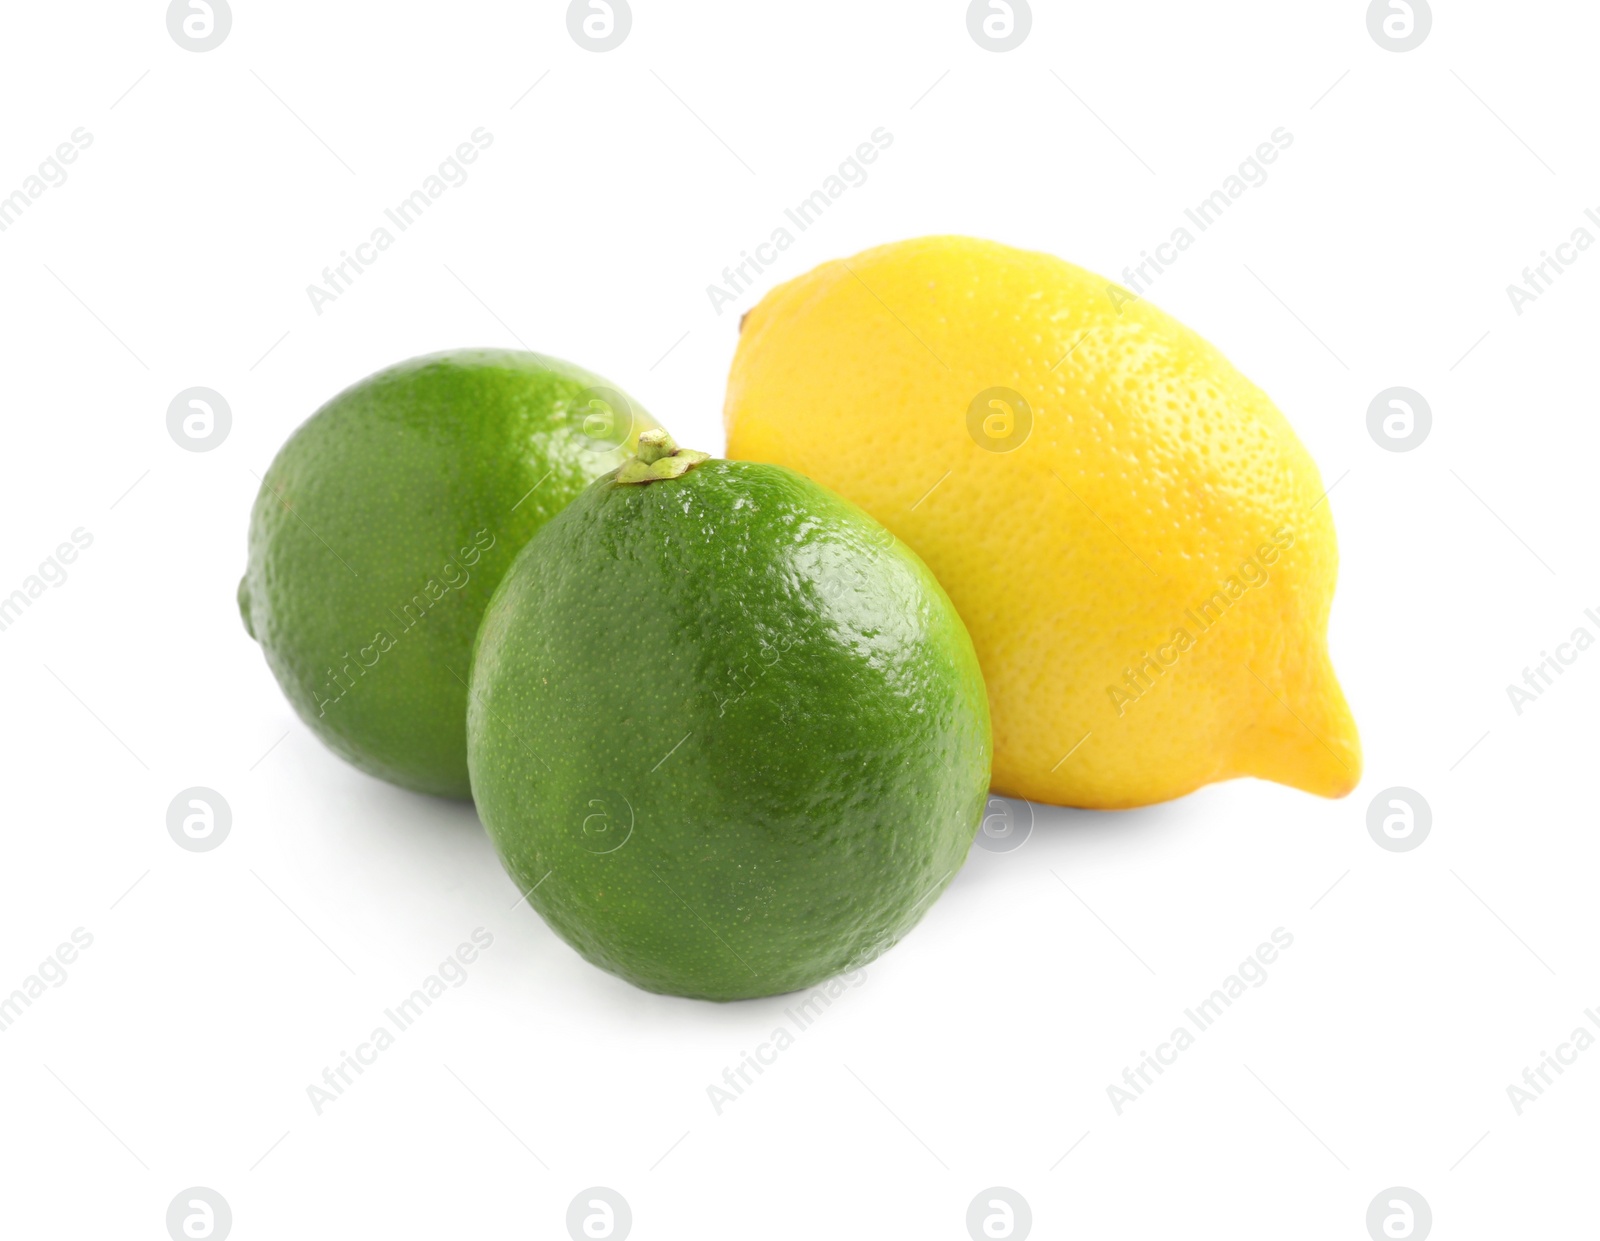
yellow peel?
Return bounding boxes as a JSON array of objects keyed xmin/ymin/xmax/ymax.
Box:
[{"xmin": 724, "ymin": 236, "xmax": 1360, "ymax": 809}]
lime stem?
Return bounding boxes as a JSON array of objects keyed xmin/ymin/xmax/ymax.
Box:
[{"xmin": 616, "ymin": 429, "xmax": 711, "ymax": 485}]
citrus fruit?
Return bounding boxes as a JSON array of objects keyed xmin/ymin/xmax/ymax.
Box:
[
  {"xmin": 724, "ymin": 236, "xmax": 1359, "ymax": 809},
  {"xmin": 239, "ymin": 349, "xmax": 660, "ymax": 798},
  {"xmin": 467, "ymin": 431, "xmax": 991, "ymax": 1000}
]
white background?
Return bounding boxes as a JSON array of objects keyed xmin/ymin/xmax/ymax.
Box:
[{"xmin": 1, "ymin": 1, "xmax": 1595, "ymax": 1237}]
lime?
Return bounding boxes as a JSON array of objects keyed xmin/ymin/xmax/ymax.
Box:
[
  {"xmin": 467, "ymin": 431, "xmax": 992, "ymax": 1000},
  {"xmin": 239, "ymin": 349, "xmax": 659, "ymax": 798}
]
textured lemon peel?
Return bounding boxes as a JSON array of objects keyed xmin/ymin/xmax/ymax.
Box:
[{"xmin": 722, "ymin": 236, "xmax": 1361, "ymax": 808}]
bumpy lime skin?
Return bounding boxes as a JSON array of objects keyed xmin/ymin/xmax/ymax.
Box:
[
  {"xmin": 239, "ymin": 350, "xmax": 658, "ymax": 799},
  {"xmin": 468, "ymin": 459, "xmax": 993, "ymax": 1001}
]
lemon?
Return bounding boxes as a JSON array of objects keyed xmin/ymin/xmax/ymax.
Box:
[{"xmin": 724, "ymin": 236, "xmax": 1359, "ymax": 809}]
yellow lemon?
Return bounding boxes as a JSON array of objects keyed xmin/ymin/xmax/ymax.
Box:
[{"xmin": 724, "ymin": 236, "xmax": 1359, "ymax": 809}]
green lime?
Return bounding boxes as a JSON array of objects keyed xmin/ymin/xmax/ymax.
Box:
[
  {"xmin": 239, "ymin": 349, "xmax": 660, "ymax": 798},
  {"xmin": 467, "ymin": 431, "xmax": 992, "ymax": 1000}
]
